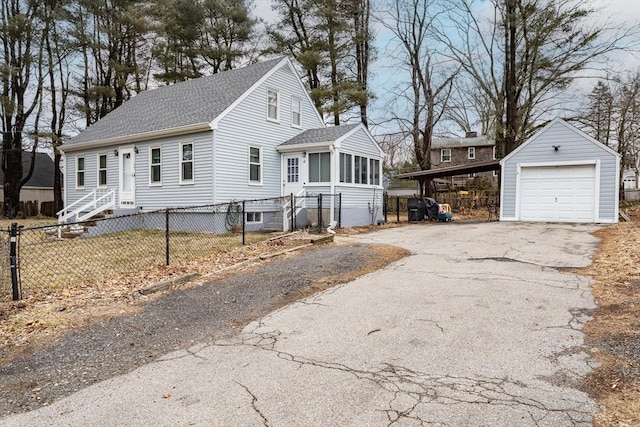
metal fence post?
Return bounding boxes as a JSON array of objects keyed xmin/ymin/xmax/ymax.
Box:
[
  {"xmin": 10, "ymin": 222, "xmax": 20, "ymax": 300},
  {"xmin": 384, "ymin": 194, "xmax": 388, "ymax": 223},
  {"xmin": 290, "ymin": 193, "xmax": 294, "ymax": 231},
  {"xmin": 165, "ymin": 209, "xmax": 170, "ymax": 266},
  {"xmin": 317, "ymin": 193, "xmax": 323, "ymax": 233},
  {"xmin": 242, "ymin": 201, "xmax": 246, "ymax": 245}
]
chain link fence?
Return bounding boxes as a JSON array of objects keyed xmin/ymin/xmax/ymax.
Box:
[{"xmin": 0, "ymin": 196, "xmax": 294, "ymax": 302}]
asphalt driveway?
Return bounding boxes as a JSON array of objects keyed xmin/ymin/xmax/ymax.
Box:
[{"xmin": 0, "ymin": 221, "xmax": 602, "ymax": 426}]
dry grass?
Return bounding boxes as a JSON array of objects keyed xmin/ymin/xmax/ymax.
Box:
[
  {"xmin": 577, "ymin": 218, "xmax": 640, "ymax": 426},
  {"xmin": 15, "ymin": 228, "xmax": 268, "ymax": 295}
]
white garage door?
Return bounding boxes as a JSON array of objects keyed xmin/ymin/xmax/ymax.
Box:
[{"xmin": 520, "ymin": 165, "xmax": 596, "ymax": 222}]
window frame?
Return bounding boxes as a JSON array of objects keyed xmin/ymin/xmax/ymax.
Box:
[
  {"xmin": 308, "ymin": 152, "xmax": 331, "ymax": 183},
  {"xmin": 97, "ymin": 153, "xmax": 107, "ymax": 188},
  {"xmin": 468, "ymin": 147, "xmax": 476, "ymax": 160},
  {"xmin": 249, "ymin": 145, "xmax": 262, "ymax": 185},
  {"xmin": 369, "ymin": 158, "xmax": 380, "ymax": 186},
  {"xmin": 267, "ymin": 88, "xmax": 279, "ymax": 122},
  {"xmin": 76, "ymin": 156, "xmax": 85, "ymax": 189},
  {"xmin": 246, "ymin": 211, "xmax": 263, "ymax": 224},
  {"xmin": 441, "ymin": 148, "xmax": 452, "ymax": 163},
  {"xmin": 354, "ymin": 155, "xmax": 368, "ymax": 185},
  {"xmin": 149, "ymin": 146, "xmax": 162, "ymax": 186},
  {"xmin": 291, "ymin": 96, "xmax": 302, "ymax": 128},
  {"xmin": 339, "ymin": 152, "xmax": 352, "ymax": 183},
  {"xmin": 179, "ymin": 142, "xmax": 194, "ymax": 185},
  {"xmin": 286, "ymin": 157, "xmax": 299, "ymax": 183}
]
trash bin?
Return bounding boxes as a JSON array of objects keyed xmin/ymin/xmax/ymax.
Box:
[
  {"xmin": 424, "ymin": 197, "xmax": 439, "ymax": 220},
  {"xmin": 407, "ymin": 198, "xmax": 425, "ymax": 223}
]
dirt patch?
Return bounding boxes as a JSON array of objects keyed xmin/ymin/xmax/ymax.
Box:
[
  {"xmin": 0, "ymin": 240, "xmax": 408, "ymax": 416},
  {"xmin": 577, "ymin": 222, "xmax": 640, "ymax": 426}
]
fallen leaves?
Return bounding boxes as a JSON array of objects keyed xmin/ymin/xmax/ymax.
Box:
[{"xmin": 577, "ymin": 222, "xmax": 640, "ymax": 426}]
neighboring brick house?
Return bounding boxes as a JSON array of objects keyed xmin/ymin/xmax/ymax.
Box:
[{"xmin": 430, "ymin": 131, "xmax": 497, "ymax": 187}]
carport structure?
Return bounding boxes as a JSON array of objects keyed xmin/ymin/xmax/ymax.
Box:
[{"xmin": 393, "ymin": 159, "xmax": 501, "ymax": 196}]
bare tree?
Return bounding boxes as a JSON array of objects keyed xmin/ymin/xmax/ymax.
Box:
[
  {"xmin": 378, "ymin": 0, "xmax": 459, "ymax": 196},
  {"xmin": 440, "ymin": 0, "xmax": 637, "ymax": 158},
  {"xmin": 0, "ymin": 0, "xmax": 45, "ymax": 218}
]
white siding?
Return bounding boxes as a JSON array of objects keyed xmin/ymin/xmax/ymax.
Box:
[
  {"xmin": 338, "ymin": 127, "xmax": 382, "ymax": 158},
  {"xmin": 64, "ymin": 131, "xmax": 215, "ymax": 211},
  {"xmin": 214, "ymin": 64, "xmax": 324, "ymax": 203},
  {"xmin": 134, "ymin": 131, "xmax": 214, "ymax": 210},
  {"xmin": 501, "ymin": 120, "xmax": 618, "ymax": 222},
  {"xmin": 65, "ymin": 148, "xmax": 119, "ymax": 206}
]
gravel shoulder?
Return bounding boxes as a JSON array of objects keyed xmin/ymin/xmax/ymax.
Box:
[{"xmin": 0, "ymin": 241, "xmax": 407, "ymax": 416}]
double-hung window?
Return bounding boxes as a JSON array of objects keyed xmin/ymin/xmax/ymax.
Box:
[
  {"xmin": 291, "ymin": 96, "xmax": 301, "ymax": 127},
  {"xmin": 180, "ymin": 142, "xmax": 193, "ymax": 183},
  {"xmin": 468, "ymin": 147, "xmax": 476, "ymax": 159},
  {"xmin": 441, "ymin": 148, "xmax": 451, "ymax": 162},
  {"xmin": 369, "ymin": 159, "xmax": 380, "ymax": 185},
  {"xmin": 98, "ymin": 154, "xmax": 107, "ymax": 187},
  {"xmin": 309, "ymin": 152, "xmax": 330, "ymax": 182},
  {"xmin": 150, "ymin": 147, "xmax": 161, "ymax": 185},
  {"xmin": 249, "ymin": 146, "xmax": 262, "ymax": 184},
  {"xmin": 76, "ymin": 157, "xmax": 85, "ymax": 188},
  {"xmin": 339, "ymin": 153, "xmax": 352, "ymax": 183},
  {"xmin": 354, "ymin": 156, "xmax": 368, "ymax": 184},
  {"xmin": 267, "ymin": 89, "xmax": 279, "ymax": 121}
]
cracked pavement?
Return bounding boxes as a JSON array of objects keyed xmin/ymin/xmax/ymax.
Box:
[{"xmin": 0, "ymin": 221, "xmax": 603, "ymax": 426}]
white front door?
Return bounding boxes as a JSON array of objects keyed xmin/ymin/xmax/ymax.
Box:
[
  {"xmin": 119, "ymin": 148, "xmax": 136, "ymax": 208},
  {"xmin": 282, "ymin": 154, "xmax": 305, "ymax": 196}
]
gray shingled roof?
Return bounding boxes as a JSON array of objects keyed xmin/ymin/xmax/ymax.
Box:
[
  {"xmin": 0, "ymin": 151, "xmax": 58, "ymax": 188},
  {"xmin": 69, "ymin": 57, "xmax": 286, "ymax": 145},
  {"xmin": 279, "ymin": 123, "xmax": 360, "ymax": 146}
]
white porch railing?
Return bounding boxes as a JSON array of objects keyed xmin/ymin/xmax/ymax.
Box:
[{"xmin": 57, "ymin": 188, "xmax": 116, "ymax": 224}]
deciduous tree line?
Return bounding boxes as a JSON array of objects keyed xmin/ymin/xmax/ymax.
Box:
[{"xmin": 0, "ymin": 0, "xmax": 637, "ymax": 216}]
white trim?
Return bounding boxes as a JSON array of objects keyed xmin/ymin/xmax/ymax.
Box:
[
  {"xmin": 515, "ymin": 160, "xmax": 599, "ymax": 222},
  {"xmin": 62, "ymin": 123, "xmax": 212, "ymax": 152},
  {"xmin": 179, "ymin": 141, "xmax": 194, "ymax": 185},
  {"xmin": 500, "ymin": 118, "xmax": 621, "ymax": 166},
  {"xmin": 291, "ymin": 95, "xmax": 302, "ymax": 128},
  {"xmin": 333, "ymin": 123, "xmax": 386, "ymax": 157},
  {"xmin": 97, "ymin": 153, "xmax": 108, "ymax": 188},
  {"xmin": 245, "ymin": 211, "xmax": 263, "ymax": 224},
  {"xmin": 75, "ymin": 155, "xmax": 85, "ymax": 189},
  {"xmin": 468, "ymin": 147, "xmax": 476, "ymax": 160},
  {"xmin": 149, "ymin": 146, "xmax": 162, "ymax": 187},
  {"xmin": 441, "ymin": 148, "xmax": 451, "ymax": 163},
  {"xmin": 118, "ymin": 147, "xmax": 136, "ymax": 208},
  {"xmin": 248, "ymin": 145, "xmax": 263, "ymax": 186},
  {"xmin": 267, "ymin": 88, "xmax": 280, "ymax": 123},
  {"xmin": 63, "ymin": 152, "xmax": 68, "ymax": 208},
  {"xmin": 210, "ymin": 57, "xmax": 324, "ymax": 130}
]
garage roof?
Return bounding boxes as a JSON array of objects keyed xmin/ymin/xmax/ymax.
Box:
[{"xmin": 394, "ymin": 159, "xmax": 501, "ymax": 180}]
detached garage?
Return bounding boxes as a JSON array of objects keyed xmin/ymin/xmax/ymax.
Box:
[{"xmin": 500, "ymin": 118, "xmax": 620, "ymax": 223}]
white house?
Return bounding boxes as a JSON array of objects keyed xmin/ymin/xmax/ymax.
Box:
[
  {"xmin": 500, "ymin": 118, "xmax": 620, "ymax": 223},
  {"xmin": 60, "ymin": 57, "xmax": 384, "ymax": 229}
]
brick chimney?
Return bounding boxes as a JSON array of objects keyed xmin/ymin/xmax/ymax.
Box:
[{"xmin": 465, "ymin": 131, "xmax": 478, "ymax": 138}]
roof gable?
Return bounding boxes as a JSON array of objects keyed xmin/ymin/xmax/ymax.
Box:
[
  {"xmin": 500, "ymin": 118, "xmax": 620, "ymax": 165},
  {"xmin": 0, "ymin": 152, "xmax": 57, "ymax": 188},
  {"xmin": 69, "ymin": 57, "xmax": 287, "ymax": 145},
  {"xmin": 279, "ymin": 123, "xmax": 360, "ymax": 147}
]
